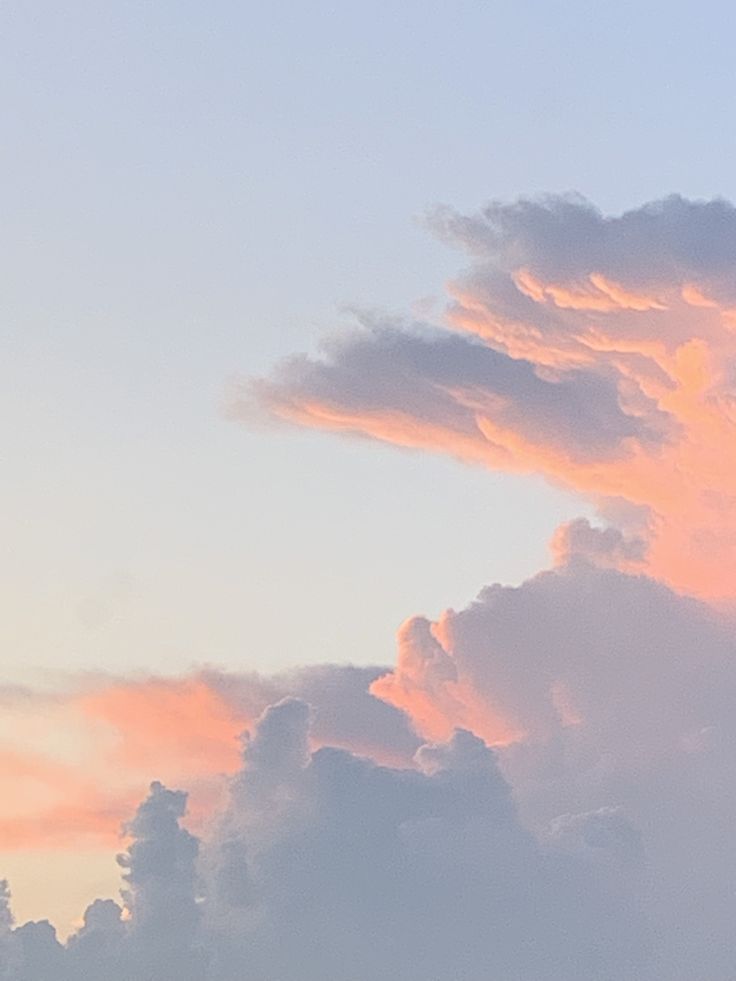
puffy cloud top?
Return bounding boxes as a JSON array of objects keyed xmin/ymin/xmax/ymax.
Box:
[
  {"xmin": 5, "ymin": 555, "xmax": 736, "ymax": 978},
  {"xmin": 0, "ymin": 694, "xmax": 650, "ymax": 980}
]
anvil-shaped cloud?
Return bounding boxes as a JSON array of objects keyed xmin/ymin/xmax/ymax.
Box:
[{"xmin": 244, "ymin": 195, "xmax": 736, "ymax": 599}]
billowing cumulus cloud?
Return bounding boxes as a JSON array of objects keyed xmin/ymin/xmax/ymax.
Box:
[
  {"xmin": 0, "ymin": 695, "xmax": 650, "ymax": 980},
  {"xmin": 9, "ymin": 195, "xmax": 736, "ymax": 979},
  {"xmin": 5, "ymin": 557, "xmax": 736, "ymax": 977},
  {"xmin": 243, "ymin": 195, "xmax": 736, "ymax": 599}
]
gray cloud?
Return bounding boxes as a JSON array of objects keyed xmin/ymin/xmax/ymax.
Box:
[
  {"xmin": 431, "ymin": 193, "xmax": 736, "ymax": 287},
  {"xmin": 550, "ymin": 516, "xmax": 647, "ymax": 568},
  {"xmin": 247, "ymin": 324, "xmax": 666, "ymax": 463},
  {"xmin": 6, "ymin": 559, "xmax": 736, "ymax": 977},
  {"xmin": 0, "ymin": 693, "xmax": 650, "ymax": 980},
  {"xmin": 205, "ymin": 662, "xmax": 421, "ymax": 763}
]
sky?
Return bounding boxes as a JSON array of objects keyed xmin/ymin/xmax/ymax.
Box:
[
  {"xmin": 6, "ymin": 1, "xmax": 736, "ymax": 978},
  {"xmin": 5, "ymin": 0, "xmax": 736, "ymax": 682}
]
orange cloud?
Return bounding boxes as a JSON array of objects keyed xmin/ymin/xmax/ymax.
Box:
[
  {"xmin": 514, "ymin": 269, "xmax": 667, "ymax": 312},
  {"xmin": 77, "ymin": 676, "xmax": 246, "ymax": 776},
  {"xmin": 247, "ymin": 197, "xmax": 736, "ymax": 601},
  {"xmin": 0, "ymin": 743, "xmax": 136, "ymax": 850},
  {"xmin": 0, "ymin": 799, "xmax": 133, "ymax": 851},
  {"xmin": 370, "ymin": 618, "xmax": 521, "ymax": 747},
  {"xmin": 0, "ymin": 678, "xmax": 248, "ymax": 853}
]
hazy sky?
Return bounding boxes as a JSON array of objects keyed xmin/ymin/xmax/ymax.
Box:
[{"xmin": 4, "ymin": 0, "xmax": 735, "ymax": 680}]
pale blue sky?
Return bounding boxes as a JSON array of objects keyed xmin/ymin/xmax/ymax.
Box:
[{"xmin": 2, "ymin": 0, "xmax": 734, "ymax": 678}]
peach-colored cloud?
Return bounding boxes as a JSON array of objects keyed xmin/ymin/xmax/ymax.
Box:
[
  {"xmin": 0, "ymin": 799, "xmax": 133, "ymax": 850},
  {"xmin": 514, "ymin": 269, "xmax": 667, "ymax": 312},
  {"xmin": 370, "ymin": 618, "xmax": 522, "ymax": 747},
  {"xmin": 77, "ymin": 677, "xmax": 246, "ymax": 776},
  {"xmin": 246, "ymin": 197, "xmax": 736, "ymax": 601},
  {"xmin": 0, "ymin": 667, "xmax": 418, "ymax": 853},
  {"xmin": 0, "ymin": 678, "xmax": 248, "ymax": 852},
  {"xmin": 0, "ymin": 743, "xmax": 136, "ymax": 850}
]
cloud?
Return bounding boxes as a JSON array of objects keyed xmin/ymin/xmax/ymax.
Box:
[
  {"xmin": 549, "ymin": 516, "xmax": 647, "ymax": 570},
  {"xmin": 3, "ymin": 782, "xmax": 206, "ymax": 981},
  {"xmin": 5, "ymin": 557, "xmax": 736, "ymax": 977},
  {"xmin": 117, "ymin": 781, "xmax": 205, "ymax": 981},
  {"xmin": 373, "ymin": 554, "xmax": 735, "ymax": 759},
  {"xmin": 0, "ymin": 698, "xmax": 650, "ymax": 980},
  {"xmin": 249, "ymin": 326, "xmax": 661, "ymax": 462},
  {"xmin": 9, "ymin": 194, "xmax": 736, "ymax": 979},
  {"xmin": 373, "ymin": 556, "xmax": 736, "ymax": 978},
  {"xmin": 0, "ymin": 665, "xmax": 418, "ymax": 852},
  {"xmin": 242, "ymin": 195, "xmax": 736, "ymax": 599}
]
